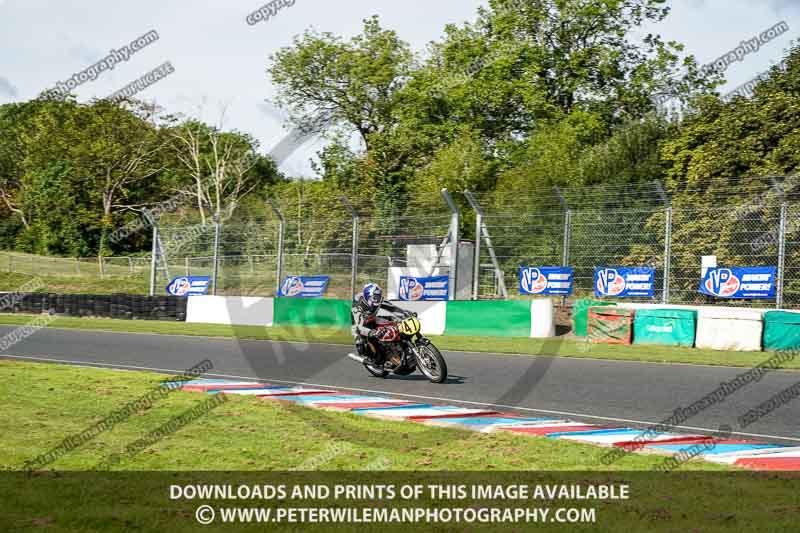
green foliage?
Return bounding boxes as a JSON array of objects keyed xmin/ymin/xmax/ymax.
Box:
[
  {"xmin": 3, "ymin": 1, "xmax": 799, "ymax": 277},
  {"xmin": 269, "ymin": 15, "xmax": 413, "ymax": 148},
  {"xmin": 0, "ymin": 97, "xmax": 278, "ymax": 257}
]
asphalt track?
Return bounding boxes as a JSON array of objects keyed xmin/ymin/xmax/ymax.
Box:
[{"xmin": 2, "ymin": 325, "xmax": 799, "ymax": 445}]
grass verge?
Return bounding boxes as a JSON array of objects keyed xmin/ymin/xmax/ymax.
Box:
[
  {"xmin": 1, "ymin": 312, "xmax": 799, "ymax": 370},
  {"xmin": 0, "ymin": 359, "xmax": 726, "ymax": 472},
  {"xmin": 4, "ymin": 360, "xmax": 800, "ymax": 533}
]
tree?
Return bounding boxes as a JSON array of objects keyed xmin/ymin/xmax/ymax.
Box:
[
  {"xmin": 630, "ymin": 45, "xmax": 800, "ymax": 300},
  {"xmin": 172, "ymin": 120, "xmax": 263, "ymax": 224},
  {"xmin": 406, "ymin": 0, "xmax": 712, "ymax": 148},
  {"xmin": 661, "ymin": 45, "xmax": 800, "ymax": 203},
  {"xmin": 269, "ymin": 15, "xmax": 413, "ymax": 151},
  {"xmin": 19, "ymin": 98, "xmax": 170, "ymax": 257},
  {"xmin": 0, "ymin": 100, "xmax": 56, "ymax": 229}
]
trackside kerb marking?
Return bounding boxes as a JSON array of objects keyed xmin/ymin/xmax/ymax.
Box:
[{"xmin": 178, "ymin": 378, "xmax": 800, "ymax": 471}]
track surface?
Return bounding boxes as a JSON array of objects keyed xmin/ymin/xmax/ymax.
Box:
[{"xmin": 2, "ymin": 326, "xmax": 799, "ymax": 444}]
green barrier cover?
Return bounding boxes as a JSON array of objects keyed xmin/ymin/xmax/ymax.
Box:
[
  {"xmin": 633, "ymin": 308, "xmax": 697, "ymax": 347},
  {"xmin": 590, "ymin": 307, "xmax": 634, "ymax": 318},
  {"xmin": 587, "ymin": 307, "xmax": 633, "ymax": 345},
  {"xmin": 763, "ymin": 311, "xmax": 800, "ymax": 351},
  {"xmin": 572, "ymin": 299, "xmax": 616, "ymax": 337},
  {"xmin": 273, "ymin": 298, "xmax": 352, "ymax": 329},
  {"xmin": 444, "ymin": 301, "xmax": 531, "ymax": 338}
]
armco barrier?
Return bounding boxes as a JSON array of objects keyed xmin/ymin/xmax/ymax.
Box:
[
  {"xmin": 273, "ymin": 298, "xmax": 352, "ymax": 329},
  {"xmin": 444, "ymin": 300, "xmax": 532, "ymax": 338}
]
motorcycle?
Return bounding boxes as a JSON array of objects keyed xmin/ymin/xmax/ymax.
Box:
[{"xmin": 347, "ymin": 310, "xmax": 448, "ymax": 384}]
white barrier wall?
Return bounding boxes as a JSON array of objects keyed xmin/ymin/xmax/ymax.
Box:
[
  {"xmin": 531, "ymin": 298, "xmax": 556, "ymax": 338},
  {"xmin": 186, "ymin": 296, "xmax": 275, "ymax": 327},
  {"xmin": 185, "ymin": 295, "xmax": 556, "ymax": 339},
  {"xmin": 386, "ymin": 300, "xmax": 447, "ymax": 336},
  {"xmin": 695, "ymin": 307, "xmax": 764, "ymax": 351}
]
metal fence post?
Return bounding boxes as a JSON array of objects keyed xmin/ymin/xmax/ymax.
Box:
[
  {"xmin": 464, "ymin": 191, "xmax": 507, "ymax": 300},
  {"xmin": 554, "ymin": 186, "xmax": 571, "ymax": 277},
  {"xmin": 663, "ymin": 206, "xmax": 673, "ymax": 304},
  {"xmin": 149, "ymin": 224, "xmax": 158, "ymax": 296},
  {"xmin": 562, "ymin": 210, "xmax": 572, "ymax": 268},
  {"xmin": 777, "ymin": 202, "xmax": 788, "ymax": 309},
  {"xmin": 441, "ymin": 189, "xmax": 460, "ymax": 301},
  {"xmin": 211, "ymin": 213, "xmax": 221, "ymax": 296},
  {"xmin": 268, "ymin": 199, "xmax": 285, "ymax": 297},
  {"xmin": 559, "ymin": 209, "xmax": 572, "ymax": 307},
  {"xmin": 463, "ymin": 191, "xmax": 482, "ymax": 300},
  {"xmin": 340, "ymin": 196, "xmax": 359, "ymax": 299}
]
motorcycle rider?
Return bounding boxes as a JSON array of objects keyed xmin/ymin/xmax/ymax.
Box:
[{"xmin": 351, "ymin": 283, "xmax": 408, "ymax": 367}]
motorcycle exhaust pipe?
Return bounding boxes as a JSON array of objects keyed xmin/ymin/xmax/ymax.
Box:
[{"xmin": 346, "ymin": 352, "xmax": 366, "ymax": 364}]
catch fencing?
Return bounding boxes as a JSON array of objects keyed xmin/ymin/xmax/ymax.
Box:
[
  {"xmin": 149, "ymin": 190, "xmax": 459, "ymax": 300},
  {"xmin": 4, "ymin": 177, "xmax": 800, "ymax": 308},
  {"xmin": 470, "ymin": 178, "xmax": 800, "ymax": 308}
]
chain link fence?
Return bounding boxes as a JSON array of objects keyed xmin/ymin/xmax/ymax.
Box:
[
  {"xmin": 4, "ymin": 177, "xmax": 800, "ymax": 308},
  {"xmin": 146, "ymin": 191, "xmax": 460, "ymax": 299}
]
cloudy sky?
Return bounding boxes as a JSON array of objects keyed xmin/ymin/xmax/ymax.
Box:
[{"xmin": 0, "ymin": 0, "xmax": 797, "ymax": 177}]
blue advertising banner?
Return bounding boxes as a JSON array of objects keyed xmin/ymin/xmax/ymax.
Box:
[
  {"xmin": 519, "ymin": 267, "xmax": 573, "ymax": 296},
  {"xmin": 594, "ymin": 267, "xmax": 655, "ymax": 298},
  {"xmin": 166, "ymin": 276, "xmax": 211, "ymax": 297},
  {"xmin": 279, "ymin": 276, "xmax": 330, "ymax": 298},
  {"xmin": 398, "ymin": 276, "xmax": 449, "ymax": 301},
  {"xmin": 698, "ymin": 267, "xmax": 776, "ymax": 299}
]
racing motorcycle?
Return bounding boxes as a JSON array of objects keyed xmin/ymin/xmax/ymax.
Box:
[{"xmin": 347, "ymin": 310, "xmax": 448, "ymax": 384}]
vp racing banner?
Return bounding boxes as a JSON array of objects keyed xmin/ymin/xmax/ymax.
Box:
[
  {"xmin": 166, "ymin": 276, "xmax": 211, "ymax": 296},
  {"xmin": 398, "ymin": 276, "xmax": 449, "ymax": 301},
  {"xmin": 279, "ymin": 276, "xmax": 330, "ymax": 298},
  {"xmin": 519, "ymin": 267, "xmax": 573, "ymax": 296},
  {"xmin": 698, "ymin": 267, "xmax": 776, "ymax": 299},
  {"xmin": 594, "ymin": 267, "xmax": 655, "ymax": 298}
]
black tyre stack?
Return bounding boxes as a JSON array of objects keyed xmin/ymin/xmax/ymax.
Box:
[{"xmin": 0, "ymin": 292, "xmax": 188, "ymax": 322}]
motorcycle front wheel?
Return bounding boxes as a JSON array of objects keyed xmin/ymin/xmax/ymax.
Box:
[{"xmin": 414, "ymin": 343, "xmax": 448, "ymax": 383}]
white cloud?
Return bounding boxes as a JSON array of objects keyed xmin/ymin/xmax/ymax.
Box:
[{"xmin": 0, "ymin": 77, "xmax": 18, "ymax": 98}]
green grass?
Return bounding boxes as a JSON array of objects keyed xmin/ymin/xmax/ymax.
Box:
[
  {"xmin": 4, "ymin": 360, "xmax": 800, "ymax": 533},
  {"xmin": 0, "ymin": 267, "xmax": 356, "ymax": 298},
  {"xmin": 0, "ymin": 359, "xmax": 727, "ymax": 472},
  {"xmin": 0, "ymin": 270, "xmax": 150, "ymax": 295},
  {"xmin": 1, "ymin": 312, "xmax": 799, "ymax": 370}
]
